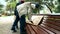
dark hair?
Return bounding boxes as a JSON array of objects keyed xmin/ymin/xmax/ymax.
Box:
[
  {"xmin": 21, "ymin": 1, "xmax": 24, "ymax": 3},
  {"xmin": 35, "ymin": 3, "xmax": 39, "ymax": 8}
]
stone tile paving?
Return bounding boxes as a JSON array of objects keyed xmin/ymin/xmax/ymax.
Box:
[{"xmin": 0, "ymin": 16, "xmax": 20, "ymax": 34}]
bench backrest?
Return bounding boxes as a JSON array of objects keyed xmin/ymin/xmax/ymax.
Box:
[{"xmin": 26, "ymin": 14, "xmax": 60, "ymax": 34}]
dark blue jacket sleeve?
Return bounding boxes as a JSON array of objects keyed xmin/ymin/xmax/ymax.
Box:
[{"xmin": 14, "ymin": 2, "xmax": 21, "ymax": 16}]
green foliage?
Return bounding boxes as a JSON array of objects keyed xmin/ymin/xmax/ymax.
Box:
[
  {"xmin": 55, "ymin": 5, "xmax": 60, "ymax": 13},
  {"xmin": 53, "ymin": 0, "xmax": 60, "ymax": 13},
  {"xmin": 6, "ymin": 0, "xmax": 16, "ymax": 11},
  {"xmin": 0, "ymin": 4, "xmax": 3, "ymax": 13},
  {"xmin": 5, "ymin": 0, "xmax": 17, "ymax": 15},
  {"xmin": 32, "ymin": 8, "xmax": 38, "ymax": 13},
  {"xmin": 58, "ymin": 0, "xmax": 60, "ymax": 3},
  {"xmin": 5, "ymin": 0, "xmax": 9, "ymax": 2},
  {"xmin": 0, "ymin": 5, "xmax": 3, "ymax": 7},
  {"xmin": 5, "ymin": 0, "xmax": 60, "ymax": 14}
]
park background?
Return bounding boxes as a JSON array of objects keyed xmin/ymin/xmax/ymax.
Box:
[
  {"xmin": 0, "ymin": 0, "xmax": 60, "ymax": 34},
  {"xmin": 0, "ymin": 0, "xmax": 60, "ymax": 16}
]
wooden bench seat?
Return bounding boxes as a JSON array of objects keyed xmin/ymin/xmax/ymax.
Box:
[
  {"xmin": 26, "ymin": 14, "xmax": 60, "ymax": 34},
  {"xmin": 26, "ymin": 24, "xmax": 49, "ymax": 34}
]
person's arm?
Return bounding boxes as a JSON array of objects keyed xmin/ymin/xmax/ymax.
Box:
[
  {"xmin": 26, "ymin": 5, "xmax": 33, "ymax": 24},
  {"xmin": 14, "ymin": 2, "xmax": 21, "ymax": 15}
]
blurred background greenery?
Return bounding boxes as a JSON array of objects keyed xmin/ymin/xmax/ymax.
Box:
[{"xmin": 0, "ymin": 0, "xmax": 60, "ymax": 16}]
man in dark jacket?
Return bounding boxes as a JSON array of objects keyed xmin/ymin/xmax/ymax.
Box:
[{"xmin": 11, "ymin": 0, "xmax": 24, "ymax": 32}]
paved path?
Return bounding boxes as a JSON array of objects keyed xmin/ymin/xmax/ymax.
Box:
[{"xmin": 0, "ymin": 16, "xmax": 20, "ymax": 34}]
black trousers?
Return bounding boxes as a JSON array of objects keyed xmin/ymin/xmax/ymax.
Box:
[
  {"xmin": 11, "ymin": 16, "xmax": 19, "ymax": 30},
  {"xmin": 20, "ymin": 15, "xmax": 27, "ymax": 34},
  {"xmin": 11, "ymin": 14, "xmax": 27, "ymax": 34}
]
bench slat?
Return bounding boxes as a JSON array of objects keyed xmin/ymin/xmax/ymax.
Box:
[
  {"xmin": 40, "ymin": 24, "xmax": 60, "ymax": 34},
  {"xmin": 44, "ymin": 20, "xmax": 60, "ymax": 27},
  {"xmin": 39, "ymin": 25, "xmax": 55, "ymax": 34},
  {"xmin": 30, "ymin": 25, "xmax": 48, "ymax": 34},
  {"xmin": 26, "ymin": 24, "xmax": 31, "ymax": 34},
  {"xmin": 26, "ymin": 24, "xmax": 36, "ymax": 34},
  {"xmin": 42, "ymin": 23, "xmax": 60, "ymax": 31}
]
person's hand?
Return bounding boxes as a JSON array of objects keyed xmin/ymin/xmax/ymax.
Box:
[
  {"xmin": 26, "ymin": 19, "xmax": 34, "ymax": 24},
  {"xmin": 30, "ymin": 21, "xmax": 33, "ymax": 24}
]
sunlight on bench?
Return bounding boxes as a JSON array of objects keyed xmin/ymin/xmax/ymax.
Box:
[
  {"xmin": 31, "ymin": 15, "xmax": 43, "ymax": 25},
  {"xmin": 26, "ymin": 15, "xmax": 43, "ymax": 25}
]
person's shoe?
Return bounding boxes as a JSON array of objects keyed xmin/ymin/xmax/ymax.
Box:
[
  {"xmin": 13, "ymin": 30, "xmax": 17, "ymax": 32},
  {"xmin": 11, "ymin": 29, "xmax": 17, "ymax": 32}
]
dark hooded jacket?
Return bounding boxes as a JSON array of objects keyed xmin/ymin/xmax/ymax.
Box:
[{"xmin": 14, "ymin": 2, "xmax": 24, "ymax": 17}]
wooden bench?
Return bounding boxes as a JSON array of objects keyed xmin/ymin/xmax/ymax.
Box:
[{"xmin": 26, "ymin": 14, "xmax": 60, "ymax": 34}]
